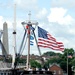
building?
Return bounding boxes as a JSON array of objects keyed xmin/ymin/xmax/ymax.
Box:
[{"xmin": 49, "ymin": 63, "xmax": 63, "ymax": 75}]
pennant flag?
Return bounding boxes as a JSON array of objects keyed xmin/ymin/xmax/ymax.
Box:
[
  {"xmin": 30, "ymin": 35, "xmax": 34, "ymax": 46},
  {"xmin": 30, "ymin": 40, "xmax": 34, "ymax": 45},
  {"xmin": 30, "ymin": 26, "xmax": 35, "ymax": 46},
  {"xmin": 38, "ymin": 26, "xmax": 64, "ymax": 51},
  {"xmin": 30, "ymin": 35, "xmax": 34, "ymax": 40},
  {"xmin": 30, "ymin": 26, "xmax": 35, "ymax": 31}
]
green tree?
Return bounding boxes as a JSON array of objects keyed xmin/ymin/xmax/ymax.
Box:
[
  {"xmin": 60, "ymin": 48, "xmax": 75, "ymax": 74},
  {"xmin": 30, "ymin": 59, "xmax": 41, "ymax": 68},
  {"xmin": 42, "ymin": 48, "xmax": 75, "ymax": 73},
  {"xmin": 43, "ymin": 51, "xmax": 56, "ymax": 56}
]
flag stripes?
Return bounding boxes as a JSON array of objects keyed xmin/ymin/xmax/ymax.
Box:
[{"xmin": 38, "ymin": 26, "xmax": 64, "ymax": 51}]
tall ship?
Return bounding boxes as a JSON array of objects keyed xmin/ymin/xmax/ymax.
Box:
[{"xmin": 0, "ymin": 4, "xmax": 53, "ymax": 75}]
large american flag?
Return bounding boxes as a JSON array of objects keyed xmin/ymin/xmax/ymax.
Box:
[{"xmin": 38, "ymin": 26, "xmax": 64, "ymax": 51}]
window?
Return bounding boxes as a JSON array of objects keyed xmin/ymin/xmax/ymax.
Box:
[{"xmin": 59, "ymin": 70, "xmax": 61, "ymax": 74}]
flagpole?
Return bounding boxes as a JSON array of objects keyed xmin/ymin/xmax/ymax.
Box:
[{"xmin": 67, "ymin": 49, "xmax": 68, "ymax": 75}]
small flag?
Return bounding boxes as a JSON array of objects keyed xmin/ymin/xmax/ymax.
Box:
[
  {"xmin": 30, "ymin": 41, "xmax": 34, "ymax": 45},
  {"xmin": 68, "ymin": 55, "xmax": 72, "ymax": 58},
  {"xmin": 30, "ymin": 26, "xmax": 35, "ymax": 46},
  {"xmin": 30, "ymin": 35, "xmax": 34, "ymax": 40},
  {"xmin": 38, "ymin": 26, "xmax": 64, "ymax": 51},
  {"xmin": 30, "ymin": 35, "xmax": 34, "ymax": 46}
]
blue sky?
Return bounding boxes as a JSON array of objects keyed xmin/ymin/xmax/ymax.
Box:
[{"xmin": 0, "ymin": 0, "xmax": 75, "ymax": 55}]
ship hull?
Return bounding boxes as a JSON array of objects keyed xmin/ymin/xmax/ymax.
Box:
[{"xmin": 0, "ymin": 69, "xmax": 53, "ymax": 75}]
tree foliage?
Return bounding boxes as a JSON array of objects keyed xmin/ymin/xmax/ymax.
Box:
[
  {"xmin": 30, "ymin": 59, "xmax": 41, "ymax": 68},
  {"xmin": 43, "ymin": 48, "xmax": 75, "ymax": 73}
]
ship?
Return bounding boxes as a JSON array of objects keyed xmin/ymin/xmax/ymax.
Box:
[{"xmin": 0, "ymin": 4, "xmax": 53, "ymax": 75}]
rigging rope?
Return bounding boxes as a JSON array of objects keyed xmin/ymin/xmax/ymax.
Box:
[{"xmin": 18, "ymin": 29, "xmax": 27, "ymax": 55}]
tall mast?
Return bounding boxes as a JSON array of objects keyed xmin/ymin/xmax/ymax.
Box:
[
  {"xmin": 26, "ymin": 11, "xmax": 31, "ymax": 70},
  {"xmin": 28, "ymin": 11, "xmax": 31, "ymax": 22},
  {"xmin": 21, "ymin": 12, "xmax": 38, "ymax": 70},
  {"xmin": 12, "ymin": 4, "xmax": 17, "ymax": 68}
]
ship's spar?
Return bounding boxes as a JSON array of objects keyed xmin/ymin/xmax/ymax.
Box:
[
  {"xmin": 11, "ymin": 3, "xmax": 42, "ymax": 70},
  {"xmin": 13, "ymin": 11, "xmax": 42, "ymax": 70},
  {"xmin": 21, "ymin": 12, "xmax": 41, "ymax": 70},
  {"xmin": 12, "ymin": 10, "xmax": 53, "ymax": 74},
  {"xmin": 13, "ymin": 4, "xmax": 41, "ymax": 70}
]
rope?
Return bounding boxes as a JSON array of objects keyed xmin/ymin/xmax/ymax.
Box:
[{"xmin": 18, "ymin": 29, "xmax": 27, "ymax": 55}]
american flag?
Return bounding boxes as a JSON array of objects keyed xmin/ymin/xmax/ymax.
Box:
[
  {"xmin": 38, "ymin": 26, "xmax": 64, "ymax": 51},
  {"xmin": 67, "ymin": 55, "xmax": 72, "ymax": 58}
]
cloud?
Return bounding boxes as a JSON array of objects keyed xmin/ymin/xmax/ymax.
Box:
[
  {"xmin": 51, "ymin": 0, "xmax": 75, "ymax": 8},
  {"xmin": 36, "ymin": 8, "xmax": 48, "ymax": 19},
  {"xmin": 0, "ymin": 16, "xmax": 13, "ymax": 30},
  {"xmin": 47, "ymin": 7, "xmax": 74, "ymax": 25},
  {"xmin": 35, "ymin": 7, "xmax": 75, "ymax": 51},
  {"xmin": 0, "ymin": 16, "xmax": 4, "ymax": 29},
  {"xmin": 14, "ymin": 0, "xmax": 38, "ymax": 10},
  {"xmin": 0, "ymin": 0, "xmax": 13, "ymax": 9}
]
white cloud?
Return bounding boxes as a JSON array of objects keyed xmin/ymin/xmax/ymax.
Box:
[
  {"xmin": 14, "ymin": 0, "xmax": 37, "ymax": 10},
  {"xmin": 47, "ymin": 7, "xmax": 74, "ymax": 25},
  {"xmin": 69, "ymin": 29, "xmax": 75, "ymax": 35},
  {"xmin": 6, "ymin": 20, "xmax": 13, "ymax": 29},
  {"xmin": 51, "ymin": 0, "xmax": 75, "ymax": 8},
  {"xmin": 0, "ymin": 16, "xmax": 4, "ymax": 29},
  {"xmin": 36, "ymin": 8, "xmax": 48, "ymax": 19},
  {"xmin": 0, "ymin": 16, "xmax": 13, "ymax": 30}
]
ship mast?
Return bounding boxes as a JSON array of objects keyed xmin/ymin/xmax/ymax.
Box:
[
  {"xmin": 21, "ymin": 11, "xmax": 38, "ymax": 70},
  {"xmin": 27, "ymin": 11, "xmax": 31, "ymax": 70},
  {"xmin": 12, "ymin": 4, "xmax": 17, "ymax": 68}
]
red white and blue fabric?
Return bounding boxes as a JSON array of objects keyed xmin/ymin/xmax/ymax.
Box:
[
  {"xmin": 68, "ymin": 55, "xmax": 72, "ymax": 58},
  {"xmin": 30, "ymin": 26, "xmax": 35, "ymax": 46},
  {"xmin": 38, "ymin": 26, "xmax": 64, "ymax": 51},
  {"xmin": 30, "ymin": 35, "xmax": 34, "ymax": 45}
]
